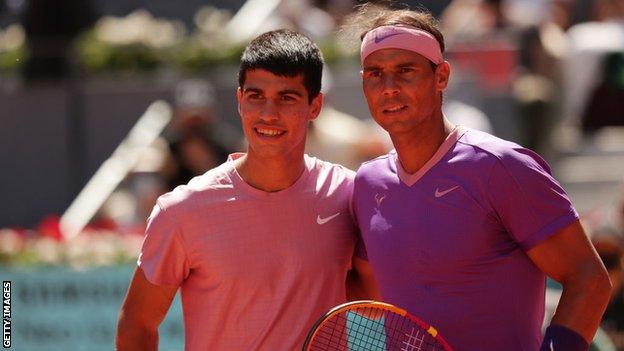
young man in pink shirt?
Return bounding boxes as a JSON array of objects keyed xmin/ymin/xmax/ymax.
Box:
[{"xmin": 116, "ymin": 29, "xmax": 379, "ymax": 350}]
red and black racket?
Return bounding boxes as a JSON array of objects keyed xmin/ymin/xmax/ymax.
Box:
[{"xmin": 303, "ymin": 300, "xmax": 453, "ymax": 351}]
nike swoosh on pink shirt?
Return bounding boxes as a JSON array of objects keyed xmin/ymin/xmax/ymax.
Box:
[{"xmin": 317, "ymin": 213, "xmax": 340, "ymax": 225}]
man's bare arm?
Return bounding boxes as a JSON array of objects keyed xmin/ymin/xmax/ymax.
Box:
[
  {"xmin": 116, "ymin": 267, "xmax": 178, "ymax": 351},
  {"xmin": 527, "ymin": 220, "xmax": 612, "ymax": 342}
]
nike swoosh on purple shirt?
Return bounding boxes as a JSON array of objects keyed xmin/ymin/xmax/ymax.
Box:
[{"xmin": 374, "ymin": 32, "xmax": 403, "ymax": 43}]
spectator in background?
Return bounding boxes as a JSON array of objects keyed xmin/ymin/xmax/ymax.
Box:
[
  {"xmin": 511, "ymin": 0, "xmax": 572, "ymax": 157},
  {"xmin": 442, "ymin": 0, "xmax": 575, "ymax": 156},
  {"xmin": 163, "ymin": 79, "xmax": 230, "ymax": 190},
  {"xmin": 563, "ymin": 0, "xmax": 624, "ymax": 135},
  {"xmin": 581, "ymin": 52, "xmax": 624, "ymax": 133}
]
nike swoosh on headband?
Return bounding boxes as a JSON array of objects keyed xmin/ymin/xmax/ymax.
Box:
[{"xmin": 374, "ymin": 32, "xmax": 403, "ymax": 44}]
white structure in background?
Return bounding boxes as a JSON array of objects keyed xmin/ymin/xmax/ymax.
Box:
[
  {"xmin": 306, "ymin": 106, "xmax": 391, "ymax": 170},
  {"xmin": 443, "ymin": 100, "xmax": 494, "ymax": 134},
  {"xmin": 222, "ymin": 0, "xmax": 282, "ymax": 43},
  {"xmin": 222, "ymin": 0, "xmax": 337, "ymax": 43},
  {"xmin": 59, "ymin": 101, "xmax": 172, "ymax": 239},
  {"xmin": 306, "ymin": 68, "xmax": 391, "ymax": 170}
]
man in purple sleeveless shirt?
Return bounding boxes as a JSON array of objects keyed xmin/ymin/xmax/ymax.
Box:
[{"xmin": 348, "ymin": 4, "xmax": 612, "ymax": 351}]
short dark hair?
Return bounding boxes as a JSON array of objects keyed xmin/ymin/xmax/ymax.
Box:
[
  {"xmin": 344, "ymin": 3, "xmax": 445, "ymax": 54},
  {"xmin": 238, "ymin": 29, "xmax": 324, "ymax": 102}
]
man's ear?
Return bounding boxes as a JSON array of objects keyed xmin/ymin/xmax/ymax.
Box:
[
  {"xmin": 309, "ymin": 92, "xmax": 324, "ymax": 121},
  {"xmin": 435, "ymin": 61, "xmax": 451, "ymax": 91},
  {"xmin": 236, "ymin": 87, "xmax": 243, "ymax": 116}
]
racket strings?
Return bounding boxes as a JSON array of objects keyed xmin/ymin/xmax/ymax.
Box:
[
  {"xmin": 315, "ymin": 317, "xmax": 346, "ymax": 350},
  {"xmin": 346, "ymin": 307, "xmax": 386, "ymax": 350},
  {"xmin": 308, "ymin": 306, "xmax": 446, "ymax": 351},
  {"xmin": 310, "ymin": 307, "xmax": 383, "ymax": 350},
  {"xmin": 384, "ymin": 312, "xmax": 445, "ymax": 351}
]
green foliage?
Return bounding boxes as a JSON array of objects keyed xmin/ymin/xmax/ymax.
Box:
[
  {"xmin": 76, "ymin": 31, "xmax": 163, "ymax": 74},
  {"xmin": 166, "ymin": 39, "xmax": 245, "ymax": 73},
  {"xmin": 74, "ymin": 34, "xmax": 356, "ymax": 74}
]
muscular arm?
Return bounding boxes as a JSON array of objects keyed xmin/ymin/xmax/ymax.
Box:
[
  {"xmin": 116, "ymin": 267, "xmax": 178, "ymax": 351},
  {"xmin": 346, "ymin": 257, "xmax": 382, "ymax": 301},
  {"xmin": 526, "ymin": 220, "xmax": 612, "ymax": 342}
]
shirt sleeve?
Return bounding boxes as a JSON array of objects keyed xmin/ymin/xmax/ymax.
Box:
[
  {"xmin": 487, "ymin": 147, "xmax": 579, "ymax": 251},
  {"xmin": 138, "ymin": 202, "xmax": 190, "ymax": 287}
]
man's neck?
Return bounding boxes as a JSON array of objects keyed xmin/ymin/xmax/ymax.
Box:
[
  {"xmin": 391, "ymin": 118, "xmax": 454, "ymax": 174},
  {"xmin": 234, "ymin": 150, "xmax": 306, "ymax": 193}
]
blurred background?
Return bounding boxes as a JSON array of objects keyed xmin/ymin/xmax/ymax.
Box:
[{"xmin": 0, "ymin": 0, "xmax": 623, "ymax": 350}]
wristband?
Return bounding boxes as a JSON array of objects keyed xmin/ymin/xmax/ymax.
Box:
[{"xmin": 540, "ymin": 324, "xmax": 589, "ymax": 351}]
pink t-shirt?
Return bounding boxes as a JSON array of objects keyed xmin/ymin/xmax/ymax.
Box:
[{"xmin": 138, "ymin": 153, "xmax": 358, "ymax": 350}]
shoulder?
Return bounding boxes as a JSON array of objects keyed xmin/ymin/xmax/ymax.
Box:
[
  {"xmin": 354, "ymin": 151, "xmax": 397, "ymax": 191},
  {"xmin": 457, "ymin": 128, "xmax": 552, "ymax": 174},
  {"xmin": 354, "ymin": 152, "xmax": 394, "ymax": 185},
  {"xmin": 304, "ymin": 155, "xmax": 357, "ymax": 199},
  {"xmin": 307, "ymin": 154, "xmax": 355, "ymax": 182},
  {"xmin": 157, "ymin": 161, "xmax": 234, "ymax": 214},
  {"xmin": 359, "ymin": 151, "xmax": 393, "ymax": 170}
]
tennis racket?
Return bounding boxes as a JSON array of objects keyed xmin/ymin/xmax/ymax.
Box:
[{"xmin": 302, "ymin": 300, "xmax": 453, "ymax": 351}]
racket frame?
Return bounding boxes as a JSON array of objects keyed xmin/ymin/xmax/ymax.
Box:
[{"xmin": 302, "ymin": 300, "xmax": 453, "ymax": 351}]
